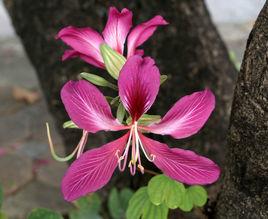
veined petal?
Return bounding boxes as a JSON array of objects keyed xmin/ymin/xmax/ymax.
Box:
[
  {"xmin": 62, "ymin": 49, "xmax": 104, "ymax": 68},
  {"xmin": 102, "ymin": 7, "xmax": 132, "ymax": 54},
  {"xmin": 62, "ymin": 133, "xmax": 129, "ymax": 201},
  {"xmin": 139, "ymin": 134, "xmax": 220, "ymax": 185},
  {"xmin": 61, "ymin": 80, "xmax": 125, "ymax": 133},
  {"xmin": 118, "ymin": 56, "xmax": 160, "ymax": 121},
  {"xmin": 57, "ymin": 26, "xmax": 104, "ymax": 67},
  {"xmin": 127, "ymin": 15, "xmax": 168, "ymax": 57},
  {"xmin": 147, "ymin": 89, "xmax": 215, "ymax": 139}
]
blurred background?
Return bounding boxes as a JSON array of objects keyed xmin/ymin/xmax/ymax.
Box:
[{"xmin": 0, "ymin": 0, "xmax": 265, "ymax": 218}]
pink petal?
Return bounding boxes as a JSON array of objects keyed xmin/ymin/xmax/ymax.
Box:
[
  {"xmin": 62, "ymin": 49, "xmax": 104, "ymax": 68},
  {"xmin": 56, "ymin": 26, "xmax": 104, "ymax": 68},
  {"xmin": 140, "ymin": 134, "xmax": 220, "ymax": 185},
  {"xmin": 61, "ymin": 80, "xmax": 125, "ymax": 133},
  {"xmin": 147, "ymin": 89, "xmax": 215, "ymax": 139},
  {"xmin": 102, "ymin": 7, "xmax": 132, "ymax": 54},
  {"xmin": 62, "ymin": 133, "xmax": 129, "ymax": 201},
  {"xmin": 118, "ymin": 56, "xmax": 160, "ymax": 121},
  {"xmin": 127, "ymin": 15, "xmax": 168, "ymax": 57}
]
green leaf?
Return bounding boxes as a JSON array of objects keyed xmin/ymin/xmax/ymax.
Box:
[
  {"xmin": 126, "ymin": 187, "xmax": 148, "ymax": 219},
  {"xmin": 178, "ymin": 186, "xmax": 208, "ymax": 212},
  {"xmin": 69, "ymin": 209, "xmax": 101, "ymax": 219},
  {"xmin": 63, "ymin": 120, "xmax": 78, "ymax": 129},
  {"xmin": 0, "ymin": 212, "xmax": 8, "ymax": 219},
  {"xmin": 160, "ymin": 75, "xmax": 168, "ymax": 85},
  {"xmin": 142, "ymin": 201, "xmax": 168, "ymax": 219},
  {"xmin": 73, "ymin": 193, "xmax": 101, "ymax": 212},
  {"xmin": 27, "ymin": 208, "xmax": 63, "ymax": 219},
  {"xmin": 80, "ymin": 72, "xmax": 118, "ymax": 90},
  {"xmin": 0, "ymin": 184, "xmax": 3, "ymax": 209},
  {"xmin": 108, "ymin": 188, "xmax": 133, "ymax": 219},
  {"xmin": 187, "ymin": 186, "xmax": 207, "ymax": 207},
  {"xmin": 148, "ymin": 174, "xmax": 185, "ymax": 209},
  {"xmin": 100, "ymin": 44, "xmax": 126, "ymax": 79},
  {"xmin": 178, "ymin": 191, "xmax": 193, "ymax": 212},
  {"xmin": 126, "ymin": 187, "xmax": 168, "ymax": 219},
  {"xmin": 105, "ymin": 96, "xmax": 114, "ymax": 103},
  {"xmin": 116, "ymin": 103, "xmax": 126, "ymax": 123}
]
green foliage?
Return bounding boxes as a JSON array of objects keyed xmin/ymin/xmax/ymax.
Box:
[
  {"xmin": 179, "ymin": 186, "xmax": 207, "ymax": 212},
  {"xmin": 0, "ymin": 212, "xmax": 8, "ymax": 219},
  {"xmin": 0, "ymin": 184, "xmax": 3, "ymax": 209},
  {"xmin": 70, "ymin": 194, "xmax": 102, "ymax": 219},
  {"xmin": 126, "ymin": 187, "xmax": 168, "ymax": 219},
  {"xmin": 116, "ymin": 103, "xmax": 126, "ymax": 123},
  {"xmin": 148, "ymin": 174, "xmax": 185, "ymax": 209},
  {"xmin": 229, "ymin": 51, "xmax": 241, "ymax": 70},
  {"xmin": 63, "ymin": 120, "xmax": 78, "ymax": 129},
  {"xmin": 126, "ymin": 114, "xmax": 161, "ymax": 126},
  {"xmin": 108, "ymin": 188, "xmax": 133, "ymax": 219},
  {"xmin": 27, "ymin": 208, "xmax": 63, "ymax": 219},
  {"xmin": 80, "ymin": 72, "xmax": 118, "ymax": 90}
]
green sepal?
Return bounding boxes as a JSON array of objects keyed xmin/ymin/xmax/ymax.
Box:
[
  {"xmin": 160, "ymin": 75, "xmax": 168, "ymax": 85},
  {"xmin": 80, "ymin": 72, "xmax": 118, "ymax": 90},
  {"xmin": 100, "ymin": 44, "xmax": 126, "ymax": 79},
  {"xmin": 117, "ymin": 103, "xmax": 126, "ymax": 123},
  {"xmin": 126, "ymin": 114, "xmax": 161, "ymax": 126},
  {"xmin": 110, "ymin": 96, "xmax": 120, "ymax": 106},
  {"xmin": 63, "ymin": 120, "xmax": 78, "ymax": 129}
]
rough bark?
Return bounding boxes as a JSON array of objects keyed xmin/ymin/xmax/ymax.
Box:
[
  {"xmin": 4, "ymin": 0, "xmax": 236, "ymax": 217},
  {"xmin": 215, "ymin": 2, "xmax": 268, "ymax": 218}
]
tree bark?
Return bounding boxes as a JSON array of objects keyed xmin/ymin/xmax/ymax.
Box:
[
  {"xmin": 4, "ymin": 0, "xmax": 236, "ymax": 216},
  {"xmin": 215, "ymin": 2, "xmax": 268, "ymax": 218}
]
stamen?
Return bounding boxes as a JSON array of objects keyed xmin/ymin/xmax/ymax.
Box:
[
  {"xmin": 76, "ymin": 130, "xmax": 88, "ymax": 158},
  {"xmin": 138, "ymin": 164, "xmax": 144, "ymax": 174},
  {"xmin": 46, "ymin": 122, "xmax": 79, "ymax": 162},
  {"xmin": 117, "ymin": 127, "xmax": 133, "ymax": 171},
  {"xmin": 129, "ymin": 160, "xmax": 136, "ymax": 175}
]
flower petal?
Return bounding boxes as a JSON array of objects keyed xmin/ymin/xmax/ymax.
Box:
[
  {"xmin": 57, "ymin": 26, "xmax": 104, "ymax": 67},
  {"xmin": 62, "ymin": 49, "xmax": 104, "ymax": 68},
  {"xmin": 127, "ymin": 15, "xmax": 168, "ymax": 57},
  {"xmin": 118, "ymin": 56, "xmax": 160, "ymax": 121},
  {"xmin": 62, "ymin": 133, "xmax": 129, "ymax": 201},
  {"xmin": 102, "ymin": 7, "xmax": 132, "ymax": 54},
  {"xmin": 139, "ymin": 134, "xmax": 220, "ymax": 185},
  {"xmin": 61, "ymin": 80, "xmax": 124, "ymax": 133},
  {"xmin": 147, "ymin": 89, "xmax": 215, "ymax": 139}
]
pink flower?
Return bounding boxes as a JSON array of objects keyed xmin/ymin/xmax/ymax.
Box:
[
  {"xmin": 60, "ymin": 56, "xmax": 220, "ymax": 201},
  {"xmin": 56, "ymin": 7, "xmax": 168, "ymax": 68}
]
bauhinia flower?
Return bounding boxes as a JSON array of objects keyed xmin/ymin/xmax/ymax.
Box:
[
  {"xmin": 60, "ymin": 55, "xmax": 220, "ymax": 201},
  {"xmin": 56, "ymin": 7, "xmax": 168, "ymax": 69}
]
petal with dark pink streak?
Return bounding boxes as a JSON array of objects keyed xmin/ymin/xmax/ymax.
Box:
[{"xmin": 118, "ymin": 56, "xmax": 160, "ymax": 121}]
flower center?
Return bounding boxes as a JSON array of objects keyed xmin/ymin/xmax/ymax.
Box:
[{"xmin": 116, "ymin": 122, "xmax": 155, "ymax": 175}]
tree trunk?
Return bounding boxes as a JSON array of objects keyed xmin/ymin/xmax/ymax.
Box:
[
  {"xmin": 4, "ymin": 0, "xmax": 236, "ymax": 216},
  {"xmin": 215, "ymin": 2, "xmax": 268, "ymax": 218}
]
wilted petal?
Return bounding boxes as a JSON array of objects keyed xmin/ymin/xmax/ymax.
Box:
[
  {"xmin": 61, "ymin": 80, "xmax": 125, "ymax": 133},
  {"xmin": 62, "ymin": 133, "xmax": 129, "ymax": 201},
  {"xmin": 139, "ymin": 134, "xmax": 220, "ymax": 185},
  {"xmin": 57, "ymin": 26, "xmax": 104, "ymax": 67},
  {"xmin": 147, "ymin": 89, "xmax": 215, "ymax": 139},
  {"xmin": 127, "ymin": 15, "xmax": 168, "ymax": 57},
  {"xmin": 102, "ymin": 7, "xmax": 132, "ymax": 54},
  {"xmin": 62, "ymin": 49, "xmax": 104, "ymax": 68},
  {"xmin": 118, "ymin": 56, "xmax": 160, "ymax": 121}
]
